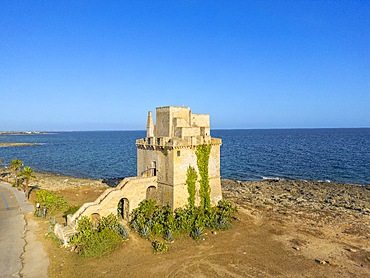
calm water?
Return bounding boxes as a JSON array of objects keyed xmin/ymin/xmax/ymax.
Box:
[{"xmin": 0, "ymin": 129, "xmax": 369, "ymax": 185}]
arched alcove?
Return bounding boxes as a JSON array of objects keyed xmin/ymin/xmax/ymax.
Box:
[
  {"xmin": 146, "ymin": 186, "xmax": 157, "ymax": 201},
  {"xmin": 117, "ymin": 198, "xmax": 130, "ymax": 220}
]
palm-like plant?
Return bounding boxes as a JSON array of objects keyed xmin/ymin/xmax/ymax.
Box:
[
  {"xmin": 9, "ymin": 159, "xmax": 24, "ymax": 187},
  {"xmin": 20, "ymin": 166, "xmax": 36, "ymax": 199}
]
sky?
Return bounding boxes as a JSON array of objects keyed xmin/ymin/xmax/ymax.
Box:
[{"xmin": 1, "ymin": 1, "xmax": 369, "ymax": 131}]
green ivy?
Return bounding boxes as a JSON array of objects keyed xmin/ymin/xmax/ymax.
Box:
[
  {"xmin": 163, "ymin": 146, "xmax": 169, "ymax": 156},
  {"xmin": 186, "ymin": 166, "xmax": 197, "ymax": 210},
  {"xmin": 196, "ymin": 144, "xmax": 212, "ymax": 211}
]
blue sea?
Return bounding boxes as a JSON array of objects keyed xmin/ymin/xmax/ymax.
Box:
[{"xmin": 0, "ymin": 129, "xmax": 369, "ymax": 185}]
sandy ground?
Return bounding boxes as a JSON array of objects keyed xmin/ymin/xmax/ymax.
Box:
[{"xmin": 3, "ymin": 173, "xmax": 369, "ymax": 277}]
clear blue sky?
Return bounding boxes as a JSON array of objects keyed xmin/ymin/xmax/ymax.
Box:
[{"xmin": 1, "ymin": 1, "xmax": 369, "ymax": 131}]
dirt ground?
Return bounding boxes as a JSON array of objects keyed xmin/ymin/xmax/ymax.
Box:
[{"xmin": 26, "ymin": 176, "xmax": 370, "ymax": 278}]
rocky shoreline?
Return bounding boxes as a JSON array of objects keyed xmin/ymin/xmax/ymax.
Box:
[
  {"xmin": 222, "ymin": 179, "xmax": 370, "ymax": 273},
  {"xmin": 0, "ymin": 143, "xmax": 41, "ymax": 147},
  {"xmin": 222, "ymin": 179, "xmax": 370, "ymax": 217}
]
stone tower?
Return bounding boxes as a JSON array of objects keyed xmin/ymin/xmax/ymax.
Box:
[{"xmin": 136, "ymin": 106, "xmax": 222, "ymax": 209}]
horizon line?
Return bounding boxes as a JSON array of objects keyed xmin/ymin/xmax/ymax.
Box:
[{"xmin": 1, "ymin": 127, "xmax": 369, "ymax": 133}]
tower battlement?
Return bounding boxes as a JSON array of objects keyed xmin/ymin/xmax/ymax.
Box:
[{"xmin": 136, "ymin": 106, "xmax": 219, "ymax": 149}]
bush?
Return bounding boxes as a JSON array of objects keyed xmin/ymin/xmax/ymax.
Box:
[
  {"xmin": 71, "ymin": 214, "xmax": 128, "ymax": 257},
  {"xmin": 214, "ymin": 215, "xmax": 232, "ymax": 230},
  {"xmin": 129, "ymin": 199, "xmax": 238, "ymax": 247},
  {"xmin": 190, "ymin": 226, "xmax": 204, "ymax": 241},
  {"xmin": 79, "ymin": 228, "xmax": 123, "ymax": 258},
  {"xmin": 163, "ymin": 229, "xmax": 173, "ymax": 242},
  {"xmin": 152, "ymin": 240, "xmax": 168, "ymax": 254},
  {"xmin": 216, "ymin": 200, "xmax": 238, "ymax": 219},
  {"xmin": 139, "ymin": 225, "xmax": 150, "ymax": 239},
  {"xmin": 35, "ymin": 190, "xmax": 68, "ymax": 214},
  {"xmin": 63, "ymin": 205, "xmax": 80, "ymax": 219},
  {"xmin": 100, "ymin": 213, "xmax": 129, "ymax": 240}
]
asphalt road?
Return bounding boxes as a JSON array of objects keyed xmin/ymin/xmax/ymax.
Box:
[{"xmin": 0, "ymin": 181, "xmax": 33, "ymax": 278}]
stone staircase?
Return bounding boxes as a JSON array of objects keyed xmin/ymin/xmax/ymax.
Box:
[{"xmin": 54, "ymin": 176, "xmax": 157, "ymax": 244}]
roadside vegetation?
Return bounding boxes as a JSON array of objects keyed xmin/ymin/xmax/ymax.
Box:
[{"xmin": 0, "ymin": 159, "xmax": 37, "ymax": 199}]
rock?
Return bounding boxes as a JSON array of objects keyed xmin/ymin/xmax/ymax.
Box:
[
  {"xmin": 315, "ymin": 259, "xmax": 329, "ymax": 265},
  {"xmin": 328, "ymin": 261, "xmax": 338, "ymax": 266}
]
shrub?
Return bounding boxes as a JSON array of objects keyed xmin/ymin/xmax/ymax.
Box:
[
  {"xmin": 100, "ymin": 213, "xmax": 129, "ymax": 240},
  {"xmin": 63, "ymin": 205, "xmax": 80, "ymax": 219},
  {"xmin": 139, "ymin": 225, "xmax": 150, "ymax": 239},
  {"xmin": 35, "ymin": 190, "xmax": 68, "ymax": 214},
  {"xmin": 216, "ymin": 200, "xmax": 238, "ymax": 219},
  {"xmin": 79, "ymin": 228, "xmax": 123, "ymax": 258},
  {"xmin": 71, "ymin": 214, "xmax": 127, "ymax": 257},
  {"xmin": 190, "ymin": 226, "xmax": 204, "ymax": 241},
  {"xmin": 214, "ymin": 215, "xmax": 232, "ymax": 230},
  {"xmin": 152, "ymin": 240, "xmax": 168, "ymax": 254},
  {"xmin": 130, "ymin": 198, "xmax": 238, "ymax": 249},
  {"xmin": 130, "ymin": 219, "xmax": 140, "ymax": 232},
  {"xmin": 174, "ymin": 207, "xmax": 194, "ymax": 233},
  {"xmin": 163, "ymin": 229, "xmax": 173, "ymax": 242}
]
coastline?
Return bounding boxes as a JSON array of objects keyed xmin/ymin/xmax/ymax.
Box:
[
  {"xmin": 0, "ymin": 143, "xmax": 41, "ymax": 147},
  {"xmin": 1, "ymin": 172, "xmax": 369, "ymax": 277}
]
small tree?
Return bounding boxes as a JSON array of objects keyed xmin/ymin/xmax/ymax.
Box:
[
  {"xmin": 9, "ymin": 159, "xmax": 24, "ymax": 187},
  {"xmin": 20, "ymin": 166, "xmax": 36, "ymax": 199}
]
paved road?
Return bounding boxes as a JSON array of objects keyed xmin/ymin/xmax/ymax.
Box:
[{"xmin": 0, "ymin": 181, "xmax": 33, "ymax": 278}]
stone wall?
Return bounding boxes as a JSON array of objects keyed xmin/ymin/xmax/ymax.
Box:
[{"xmin": 68, "ymin": 176, "xmax": 157, "ymax": 227}]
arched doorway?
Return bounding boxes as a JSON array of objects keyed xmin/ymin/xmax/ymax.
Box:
[
  {"xmin": 117, "ymin": 198, "xmax": 130, "ymax": 220},
  {"xmin": 146, "ymin": 186, "xmax": 157, "ymax": 201}
]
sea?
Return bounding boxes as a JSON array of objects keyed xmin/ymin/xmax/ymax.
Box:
[{"xmin": 0, "ymin": 129, "xmax": 369, "ymax": 185}]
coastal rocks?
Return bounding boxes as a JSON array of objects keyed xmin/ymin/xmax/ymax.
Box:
[
  {"xmin": 102, "ymin": 177, "xmax": 125, "ymax": 187},
  {"xmin": 39, "ymin": 173, "xmax": 105, "ymax": 189},
  {"xmin": 0, "ymin": 142, "xmax": 40, "ymax": 147},
  {"xmin": 2, "ymin": 172, "xmax": 107, "ymax": 191},
  {"xmin": 221, "ymin": 179, "xmax": 370, "ymax": 273},
  {"xmin": 221, "ymin": 179, "xmax": 370, "ymax": 221}
]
